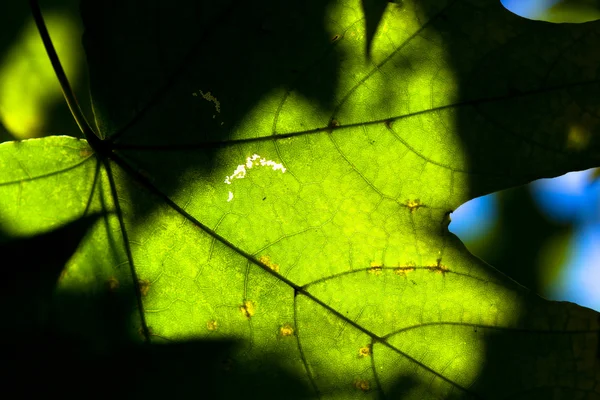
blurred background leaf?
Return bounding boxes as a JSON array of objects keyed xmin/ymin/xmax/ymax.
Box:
[
  {"xmin": 451, "ymin": 1, "xmax": 600, "ymax": 312},
  {"xmin": 0, "ymin": 0, "xmax": 89, "ymax": 140},
  {"xmin": 501, "ymin": 0, "xmax": 600, "ymax": 23}
]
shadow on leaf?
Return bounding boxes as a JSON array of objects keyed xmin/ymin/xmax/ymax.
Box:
[{"xmin": 0, "ymin": 216, "xmax": 312, "ymax": 399}]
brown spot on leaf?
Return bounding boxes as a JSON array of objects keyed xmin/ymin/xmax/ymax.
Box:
[
  {"xmin": 139, "ymin": 279, "xmax": 151, "ymax": 296},
  {"xmin": 106, "ymin": 277, "xmax": 119, "ymax": 292},
  {"xmin": 58, "ymin": 268, "xmax": 68, "ymax": 282},
  {"xmin": 354, "ymin": 379, "xmax": 370, "ymax": 392},
  {"xmin": 427, "ymin": 259, "xmax": 449, "ymax": 275},
  {"xmin": 79, "ymin": 147, "xmax": 94, "ymax": 158}
]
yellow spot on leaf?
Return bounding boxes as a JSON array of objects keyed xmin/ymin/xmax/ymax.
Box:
[
  {"xmin": 427, "ymin": 260, "xmax": 449, "ymax": 275},
  {"xmin": 354, "ymin": 379, "xmax": 370, "ymax": 392},
  {"xmin": 207, "ymin": 320, "xmax": 219, "ymax": 331},
  {"xmin": 567, "ymin": 123, "xmax": 591, "ymax": 151},
  {"xmin": 560, "ymin": 105, "xmax": 598, "ymax": 152},
  {"xmin": 405, "ymin": 199, "xmax": 423, "ymax": 213},
  {"xmin": 259, "ymin": 255, "xmax": 280, "ymax": 272},
  {"xmin": 279, "ymin": 324, "xmax": 294, "ymax": 337},
  {"xmin": 438, "ymin": 264, "xmax": 449, "ymax": 274},
  {"xmin": 358, "ymin": 345, "xmax": 371, "ymax": 357},
  {"xmin": 240, "ymin": 300, "xmax": 255, "ymax": 319},
  {"xmin": 369, "ymin": 262, "xmax": 383, "ymax": 275},
  {"xmin": 394, "ymin": 266, "xmax": 416, "ymax": 276}
]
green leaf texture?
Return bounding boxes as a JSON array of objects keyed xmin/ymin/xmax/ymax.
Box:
[{"xmin": 1, "ymin": 0, "xmax": 599, "ymax": 398}]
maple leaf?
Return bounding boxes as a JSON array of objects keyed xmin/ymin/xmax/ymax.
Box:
[{"xmin": 0, "ymin": 0, "xmax": 598, "ymax": 398}]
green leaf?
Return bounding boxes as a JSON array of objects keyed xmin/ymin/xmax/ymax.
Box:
[
  {"xmin": 533, "ymin": 0, "xmax": 600, "ymax": 23},
  {"xmin": 1, "ymin": 0, "xmax": 599, "ymax": 398}
]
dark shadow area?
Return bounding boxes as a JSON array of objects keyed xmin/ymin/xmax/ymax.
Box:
[
  {"xmin": 80, "ymin": 0, "xmax": 340, "ymax": 143},
  {"xmin": 378, "ymin": 374, "xmax": 431, "ymax": 399},
  {"xmin": 469, "ymin": 310, "xmax": 599, "ymax": 399},
  {"xmin": 0, "ymin": 213, "xmax": 101, "ymax": 330},
  {"xmin": 361, "ymin": 0, "xmax": 389, "ymax": 59},
  {"xmin": 412, "ymin": 2, "xmax": 600, "ymax": 398},
  {"xmin": 415, "ymin": 1, "xmax": 600, "ymax": 199},
  {"xmin": 0, "ymin": 217, "xmax": 312, "ymax": 399},
  {"xmin": 0, "ymin": 119, "xmax": 13, "ymax": 142},
  {"xmin": 460, "ymin": 185, "xmax": 571, "ymax": 298},
  {"xmin": 79, "ymin": 0, "xmax": 343, "ymax": 224}
]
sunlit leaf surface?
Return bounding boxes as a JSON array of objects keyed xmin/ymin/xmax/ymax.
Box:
[
  {"xmin": 0, "ymin": 13, "xmax": 81, "ymax": 138},
  {"xmin": 0, "ymin": 0, "xmax": 599, "ymax": 398}
]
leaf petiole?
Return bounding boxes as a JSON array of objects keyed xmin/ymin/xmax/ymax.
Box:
[{"xmin": 28, "ymin": 0, "xmax": 103, "ymax": 150}]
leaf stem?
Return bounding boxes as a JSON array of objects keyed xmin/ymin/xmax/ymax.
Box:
[
  {"xmin": 28, "ymin": 0, "xmax": 102, "ymax": 149},
  {"xmin": 103, "ymin": 158, "xmax": 151, "ymax": 343}
]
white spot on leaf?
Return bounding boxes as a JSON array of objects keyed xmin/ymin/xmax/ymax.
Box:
[{"xmin": 224, "ymin": 154, "xmax": 286, "ymax": 200}]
